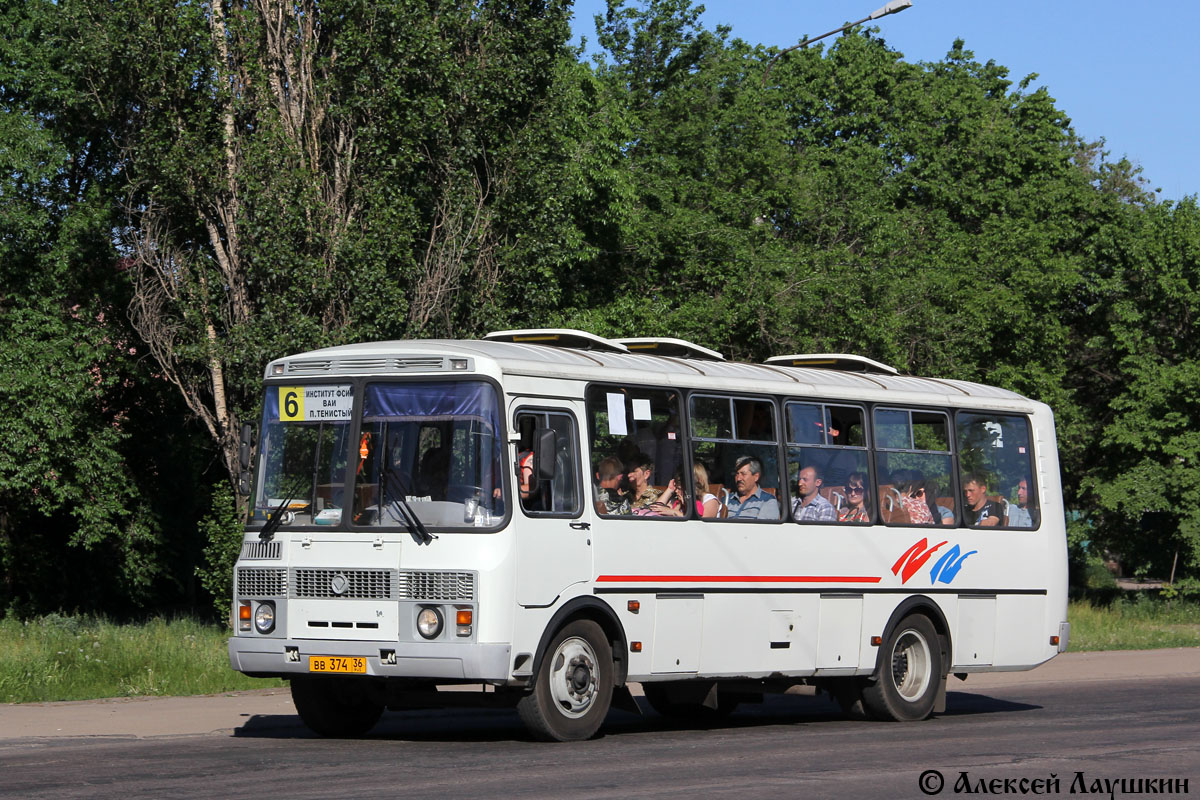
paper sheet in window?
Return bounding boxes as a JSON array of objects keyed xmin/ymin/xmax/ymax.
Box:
[{"xmin": 607, "ymin": 393, "xmax": 628, "ymax": 436}]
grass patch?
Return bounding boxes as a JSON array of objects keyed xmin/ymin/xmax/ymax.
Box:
[
  {"xmin": 3, "ymin": 600, "xmax": 1197, "ymax": 704},
  {"xmin": 1068, "ymin": 596, "xmax": 1200, "ymax": 651},
  {"xmin": 0, "ymin": 614, "xmax": 283, "ymax": 704}
]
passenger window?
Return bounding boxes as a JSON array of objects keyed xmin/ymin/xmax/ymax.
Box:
[
  {"xmin": 690, "ymin": 395, "xmax": 781, "ymax": 522},
  {"xmin": 515, "ymin": 410, "xmax": 581, "ymax": 517},
  {"xmin": 787, "ymin": 402, "xmax": 869, "ymax": 524},
  {"xmin": 956, "ymin": 413, "xmax": 1037, "ymax": 529},
  {"xmin": 873, "ymin": 407, "xmax": 954, "ymax": 528},
  {"xmin": 585, "ymin": 386, "xmax": 684, "ymax": 518}
]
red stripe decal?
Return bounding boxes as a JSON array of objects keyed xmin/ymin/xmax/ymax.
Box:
[{"xmin": 595, "ymin": 575, "xmax": 882, "ymax": 584}]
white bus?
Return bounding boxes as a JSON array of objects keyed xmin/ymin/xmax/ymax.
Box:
[{"xmin": 228, "ymin": 329, "xmax": 1069, "ymax": 741}]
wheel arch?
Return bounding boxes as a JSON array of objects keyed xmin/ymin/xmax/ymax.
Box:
[
  {"xmin": 871, "ymin": 595, "xmax": 952, "ymax": 680},
  {"xmin": 530, "ymin": 596, "xmax": 629, "ymax": 687}
]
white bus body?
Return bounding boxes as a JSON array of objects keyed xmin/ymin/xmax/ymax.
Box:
[{"xmin": 229, "ymin": 332, "xmax": 1069, "ymax": 740}]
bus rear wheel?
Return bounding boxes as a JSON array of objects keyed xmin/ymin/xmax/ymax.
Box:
[
  {"xmin": 290, "ymin": 676, "xmax": 385, "ymax": 738},
  {"xmin": 517, "ymin": 620, "xmax": 614, "ymax": 742},
  {"xmin": 861, "ymin": 614, "xmax": 942, "ymax": 722}
]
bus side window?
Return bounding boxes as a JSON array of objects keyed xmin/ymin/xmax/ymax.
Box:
[
  {"xmin": 786, "ymin": 402, "xmax": 869, "ymax": 524},
  {"xmin": 956, "ymin": 412, "xmax": 1038, "ymax": 529},
  {"xmin": 515, "ymin": 410, "xmax": 581, "ymax": 517},
  {"xmin": 585, "ymin": 386, "xmax": 685, "ymax": 518},
  {"xmin": 873, "ymin": 407, "xmax": 954, "ymax": 528},
  {"xmin": 690, "ymin": 395, "xmax": 781, "ymax": 522}
]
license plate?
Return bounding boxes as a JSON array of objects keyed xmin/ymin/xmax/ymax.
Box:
[{"xmin": 308, "ymin": 656, "xmax": 367, "ymax": 674}]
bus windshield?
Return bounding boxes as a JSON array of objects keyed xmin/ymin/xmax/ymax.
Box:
[
  {"xmin": 252, "ymin": 380, "xmax": 506, "ymax": 531},
  {"xmin": 253, "ymin": 384, "xmax": 356, "ymax": 527},
  {"xmin": 353, "ymin": 380, "xmax": 506, "ymax": 530}
]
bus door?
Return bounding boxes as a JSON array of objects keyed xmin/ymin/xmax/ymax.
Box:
[{"xmin": 512, "ymin": 403, "xmax": 590, "ymax": 606}]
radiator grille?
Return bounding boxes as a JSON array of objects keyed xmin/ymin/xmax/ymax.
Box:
[
  {"xmin": 240, "ymin": 540, "xmax": 281, "ymax": 560},
  {"xmin": 236, "ymin": 568, "xmax": 287, "ymax": 597},
  {"xmin": 398, "ymin": 571, "xmax": 475, "ymax": 601},
  {"xmin": 293, "ymin": 568, "xmax": 393, "ymax": 599}
]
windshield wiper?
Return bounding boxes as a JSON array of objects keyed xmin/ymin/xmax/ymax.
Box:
[
  {"xmin": 381, "ymin": 460, "xmax": 436, "ymax": 546},
  {"xmin": 259, "ymin": 476, "xmax": 308, "ymax": 541}
]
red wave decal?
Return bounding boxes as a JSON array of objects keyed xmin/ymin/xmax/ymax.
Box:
[{"xmin": 892, "ymin": 538, "xmax": 948, "ymax": 584}]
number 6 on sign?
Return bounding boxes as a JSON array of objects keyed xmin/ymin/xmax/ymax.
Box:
[{"xmin": 280, "ymin": 387, "xmax": 304, "ymax": 421}]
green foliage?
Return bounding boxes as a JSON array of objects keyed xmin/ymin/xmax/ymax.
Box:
[
  {"xmin": 2, "ymin": 0, "xmax": 1200, "ymax": 621},
  {"xmin": 197, "ymin": 482, "xmax": 243, "ymax": 623},
  {"xmin": 1068, "ymin": 596, "xmax": 1200, "ymax": 651},
  {"xmin": 0, "ymin": 615, "xmax": 282, "ymax": 703}
]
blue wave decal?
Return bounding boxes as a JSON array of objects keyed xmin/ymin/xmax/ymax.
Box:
[{"xmin": 928, "ymin": 544, "xmax": 977, "ymax": 585}]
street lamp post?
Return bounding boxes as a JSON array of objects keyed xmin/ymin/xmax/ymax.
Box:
[{"xmin": 761, "ymin": 0, "xmax": 913, "ymax": 86}]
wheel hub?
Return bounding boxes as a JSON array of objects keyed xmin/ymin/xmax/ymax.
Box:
[{"xmin": 548, "ymin": 636, "xmax": 599, "ymax": 717}]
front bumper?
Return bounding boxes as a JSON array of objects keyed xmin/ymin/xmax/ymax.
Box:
[{"xmin": 229, "ymin": 636, "xmax": 512, "ymax": 682}]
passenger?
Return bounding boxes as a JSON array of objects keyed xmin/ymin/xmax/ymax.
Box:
[
  {"xmin": 963, "ymin": 473, "xmax": 1003, "ymax": 527},
  {"xmin": 1007, "ymin": 477, "xmax": 1036, "ymax": 528},
  {"xmin": 726, "ymin": 456, "xmax": 780, "ymax": 520},
  {"xmin": 625, "ymin": 452, "xmax": 659, "ymax": 511},
  {"xmin": 692, "ymin": 462, "xmax": 721, "ymax": 518},
  {"xmin": 594, "ymin": 456, "xmax": 631, "ymax": 515},
  {"xmin": 899, "ymin": 477, "xmax": 936, "ymax": 525},
  {"xmin": 838, "ymin": 471, "xmax": 870, "ymax": 523},
  {"xmin": 792, "ymin": 465, "xmax": 836, "ymax": 522},
  {"xmin": 920, "ymin": 480, "xmax": 954, "ymax": 525},
  {"xmin": 644, "ymin": 468, "xmax": 687, "ymax": 517}
]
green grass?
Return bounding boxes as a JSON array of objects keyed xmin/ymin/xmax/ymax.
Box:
[
  {"xmin": 2, "ymin": 600, "xmax": 1198, "ymax": 704},
  {"xmin": 1068, "ymin": 597, "xmax": 1200, "ymax": 651},
  {"xmin": 0, "ymin": 614, "xmax": 283, "ymax": 704}
]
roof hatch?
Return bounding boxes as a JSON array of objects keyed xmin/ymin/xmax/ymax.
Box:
[{"xmin": 764, "ymin": 353, "xmax": 899, "ymax": 375}]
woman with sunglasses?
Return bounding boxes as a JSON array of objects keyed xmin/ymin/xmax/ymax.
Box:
[
  {"xmin": 838, "ymin": 471, "xmax": 871, "ymax": 523},
  {"xmin": 899, "ymin": 476, "xmax": 936, "ymax": 525}
]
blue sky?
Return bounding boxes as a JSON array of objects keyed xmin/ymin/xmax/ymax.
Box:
[{"xmin": 570, "ymin": 0, "xmax": 1199, "ymax": 202}]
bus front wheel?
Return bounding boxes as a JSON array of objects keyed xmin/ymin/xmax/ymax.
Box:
[
  {"xmin": 861, "ymin": 613, "xmax": 942, "ymax": 722},
  {"xmin": 517, "ymin": 620, "xmax": 614, "ymax": 741},
  {"xmin": 290, "ymin": 676, "xmax": 384, "ymax": 738}
]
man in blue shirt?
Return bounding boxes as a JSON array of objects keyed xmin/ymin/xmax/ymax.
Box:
[{"xmin": 726, "ymin": 456, "xmax": 780, "ymax": 520}]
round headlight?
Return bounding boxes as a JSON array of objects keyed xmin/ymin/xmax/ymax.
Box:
[
  {"xmin": 254, "ymin": 601, "xmax": 276, "ymax": 634},
  {"xmin": 416, "ymin": 606, "xmax": 443, "ymax": 640}
]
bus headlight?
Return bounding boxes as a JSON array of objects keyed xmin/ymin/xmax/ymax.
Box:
[
  {"xmin": 417, "ymin": 606, "xmax": 443, "ymax": 639},
  {"xmin": 254, "ymin": 601, "xmax": 276, "ymax": 634}
]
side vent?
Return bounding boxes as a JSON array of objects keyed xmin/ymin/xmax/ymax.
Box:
[
  {"xmin": 286, "ymin": 359, "xmax": 334, "ymax": 374},
  {"xmin": 396, "ymin": 357, "xmax": 446, "ymax": 370}
]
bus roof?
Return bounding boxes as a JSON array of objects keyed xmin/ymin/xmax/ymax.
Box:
[{"xmin": 265, "ymin": 334, "xmax": 1033, "ymax": 409}]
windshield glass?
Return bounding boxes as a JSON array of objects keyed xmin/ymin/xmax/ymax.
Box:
[
  {"xmin": 352, "ymin": 381, "xmax": 506, "ymax": 530},
  {"xmin": 252, "ymin": 385, "xmax": 355, "ymax": 527}
]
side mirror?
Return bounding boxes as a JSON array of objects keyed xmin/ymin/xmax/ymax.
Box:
[
  {"xmin": 237, "ymin": 471, "xmax": 252, "ymax": 497},
  {"xmin": 239, "ymin": 423, "xmax": 253, "ymax": 470},
  {"xmin": 534, "ymin": 428, "xmax": 557, "ymax": 481}
]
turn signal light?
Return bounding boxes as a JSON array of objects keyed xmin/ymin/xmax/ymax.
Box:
[
  {"xmin": 631, "ymin": 641, "xmax": 642, "ymax": 652},
  {"xmin": 627, "ymin": 601, "xmax": 640, "ymax": 614},
  {"xmin": 870, "ymin": 635, "xmax": 882, "ymax": 646},
  {"xmin": 1049, "ymin": 635, "xmax": 1060, "ymax": 646},
  {"xmin": 238, "ymin": 602, "xmax": 252, "ymax": 632},
  {"xmin": 456, "ymin": 609, "xmax": 473, "ymax": 626}
]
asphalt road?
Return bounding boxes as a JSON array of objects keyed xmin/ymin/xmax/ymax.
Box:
[{"xmin": 2, "ymin": 652, "xmax": 1198, "ymax": 799}]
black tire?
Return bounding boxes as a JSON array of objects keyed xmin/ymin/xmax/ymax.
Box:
[
  {"xmin": 517, "ymin": 619, "xmax": 614, "ymax": 741},
  {"xmin": 290, "ymin": 676, "xmax": 385, "ymax": 738},
  {"xmin": 642, "ymin": 683, "xmax": 739, "ymax": 721},
  {"xmin": 861, "ymin": 613, "xmax": 943, "ymax": 721}
]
